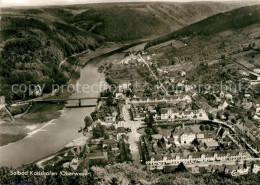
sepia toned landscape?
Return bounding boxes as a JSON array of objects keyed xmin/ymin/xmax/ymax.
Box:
[{"xmin": 0, "ymin": 0, "xmax": 260, "ymax": 184}]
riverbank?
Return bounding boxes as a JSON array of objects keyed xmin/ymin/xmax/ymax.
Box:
[
  {"xmin": 0, "ymin": 68, "xmax": 99, "ymax": 167},
  {"xmin": 0, "ymin": 105, "xmax": 65, "ymax": 147},
  {"xmin": 35, "ymin": 135, "xmax": 89, "ymax": 169},
  {"xmin": 0, "ymin": 77, "xmax": 78, "ymax": 147},
  {"xmin": 0, "ymin": 39, "xmax": 147, "ymax": 167},
  {"xmin": 0, "ymin": 52, "xmax": 107, "ymax": 167},
  {"xmin": 0, "ymin": 45, "xmax": 100, "ymax": 147}
]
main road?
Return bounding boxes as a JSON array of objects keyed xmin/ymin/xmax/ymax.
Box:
[{"xmin": 123, "ymin": 100, "xmax": 143, "ymax": 166}]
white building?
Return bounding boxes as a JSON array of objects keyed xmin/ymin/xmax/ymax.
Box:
[
  {"xmin": 120, "ymin": 54, "xmax": 137, "ymax": 65},
  {"xmin": 225, "ymin": 93, "xmax": 233, "ymax": 100},
  {"xmin": 218, "ymin": 101, "xmax": 229, "ymax": 111},
  {"xmin": 252, "ymin": 162, "xmax": 260, "ymax": 174},
  {"xmin": 118, "ymin": 83, "xmax": 131, "ymax": 93},
  {"xmin": 104, "ymin": 116, "xmax": 116, "ymax": 123},
  {"xmin": 161, "ymin": 108, "xmax": 207, "ymax": 120},
  {"xmin": 115, "ymin": 93, "xmax": 124, "ymax": 99},
  {"xmin": 180, "ymin": 71, "xmax": 186, "ymax": 77},
  {"xmin": 70, "ymin": 157, "xmax": 79, "ymax": 170},
  {"xmin": 114, "ymin": 121, "xmax": 128, "ymax": 129},
  {"xmin": 173, "ymin": 127, "xmax": 196, "ymax": 146},
  {"xmin": 244, "ymin": 94, "xmax": 251, "ymax": 98},
  {"xmin": 131, "ymin": 95, "xmax": 192, "ymax": 104},
  {"xmin": 146, "ymin": 151, "xmax": 249, "ymax": 170}
]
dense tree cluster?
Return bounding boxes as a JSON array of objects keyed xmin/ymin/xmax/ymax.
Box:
[
  {"xmin": 92, "ymin": 123, "xmax": 108, "ymax": 139},
  {"xmin": 0, "ymin": 14, "xmax": 100, "ymax": 102},
  {"xmin": 84, "ymin": 116, "xmax": 93, "ymax": 129}
]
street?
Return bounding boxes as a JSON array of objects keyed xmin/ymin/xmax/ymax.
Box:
[{"xmin": 122, "ymin": 100, "xmax": 143, "ymax": 166}]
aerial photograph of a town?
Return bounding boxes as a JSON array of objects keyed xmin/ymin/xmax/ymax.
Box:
[{"xmin": 0, "ymin": 0, "xmax": 260, "ymax": 184}]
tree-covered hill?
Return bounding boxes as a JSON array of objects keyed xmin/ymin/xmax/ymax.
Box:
[
  {"xmin": 0, "ymin": 14, "xmax": 102, "ymax": 101},
  {"xmin": 145, "ymin": 5, "xmax": 260, "ymax": 49},
  {"xmin": 0, "ymin": 2, "xmax": 251, "ymax": 102}
]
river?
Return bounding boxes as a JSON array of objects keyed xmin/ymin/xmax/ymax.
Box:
[
  {"xmin": 0, "ymin": 63, "xmax": 106, "ymax": 168},
  {"xmin": 0, "ymin": 40, "xmax": 147, "ymax": 168}
]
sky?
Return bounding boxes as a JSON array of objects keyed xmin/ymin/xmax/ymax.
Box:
[{"xmin": 1, "ymin": 0, "xmax": 259, "ymax": 7}]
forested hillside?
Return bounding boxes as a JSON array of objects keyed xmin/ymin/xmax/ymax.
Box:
[
  {"xmin": 146, "ymin": 5, "xmax": 260, "ymax": 48},
  {"xmin": 0, "ymin": 2, "xmax": 251, "ymax": 102}
]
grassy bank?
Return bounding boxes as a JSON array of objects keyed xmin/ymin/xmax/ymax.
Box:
[
  {"xmin": 0, "ymin": 103, "xmax": 64, "ymax": 147},
  {"xmin": 0, "ymin": 79, "xmax": 75, "ymax": 146},
  {"xmin": 19, "ymin": 103, "xmax": 65, "ymax": 124},
  {"xmin": 0, "ymin": 134, "xmax": 27, "ymax": 147},
  {"xmin": 0, "ymin": 124, "xmax": 28, "ymax": 146}
]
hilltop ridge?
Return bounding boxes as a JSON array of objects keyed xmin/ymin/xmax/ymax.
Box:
[
  {"xmin": 146, "ymin": 4, "xmax": 260, "ymax": 48},
  {"xmin": 0, "ymin": 1, "xmax": 254, "ymax": 101}
]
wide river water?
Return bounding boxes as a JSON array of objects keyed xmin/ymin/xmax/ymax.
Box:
[{"xmin": 0, "ymin": 63, "xmax": 105, "ymax": 167}]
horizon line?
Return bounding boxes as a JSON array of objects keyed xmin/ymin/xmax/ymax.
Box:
[{"xmin": 1, "ymin": 0, "xmax": 260, "ymax": 8}]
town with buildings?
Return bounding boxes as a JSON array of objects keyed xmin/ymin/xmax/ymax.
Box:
[
  {"xmin": 1, "ymin": 2, "xmax": 260, "ymax": 184},
  {"xmin": 35, "ymin": 41, "xmax": 260, "ymax": 178}
]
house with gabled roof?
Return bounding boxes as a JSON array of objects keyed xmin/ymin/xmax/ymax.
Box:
[{"xmin": 173, "ymin": 126, "xmax": 196, "ymax": 146}]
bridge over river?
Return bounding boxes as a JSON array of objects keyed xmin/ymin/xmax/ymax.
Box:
[
  {"xmin": 30, "ymin": 97, "xmax": 108, "ymax": 108},
  {"xmin": 0, "ymin": 39, "xmax": 148, "ymax": 168}
]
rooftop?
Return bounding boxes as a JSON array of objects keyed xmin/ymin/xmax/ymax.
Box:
[
  {"xmin": 103, "ymin": 139, "xmax": 117, "ymax": 145},
  {"xmin": 205, "ymin": 141, "xmax": 219, "ymax": 148},
  {"xmin": 151, "ymin": 134, "xmax": 163, "ymax": 140},
  {"xmin": 173, "ymin": 127, "xmax": 195, "ymax": 136}
]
